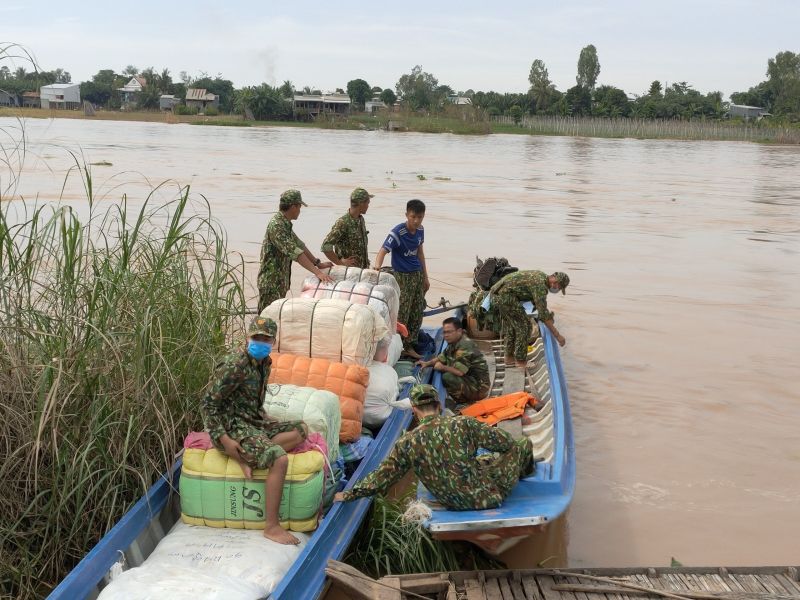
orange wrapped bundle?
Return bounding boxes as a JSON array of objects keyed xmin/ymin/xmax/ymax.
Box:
[
  {"xmin": 460, "ymin": 392, "xmax": 537, "ymax": 426},
  {"xmin": 268, "ymin": 352, "xmax": 370, "ymax": 443}
]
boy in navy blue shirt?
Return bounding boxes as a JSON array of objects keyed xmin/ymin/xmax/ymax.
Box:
[{"xmin": 373, "ymin": 199, "xmax": 429, "ymax": 359}]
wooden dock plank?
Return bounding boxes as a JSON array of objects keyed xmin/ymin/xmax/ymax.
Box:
[
  {"xmin": 465, "ymin": 577, "xmax": 485, "ymax": 600},
  {"xmin": 537, "ymin": 575, "xmax": 565, "ymax": 600},
  {"xmin": 484, "ymin": 576, "xmax": 505, "ymax": 600},
  {"xmin": 508, "ymin": 573, "xmax": 527, "ymax": 600},
  {"xmin": 776, "ymin": 572, "xmax": 800, "ymax": 595},
  {"xmin": 497, "ymin": 575, "xmax": 516, "ymax": 600},
  {"xmin": 522, "ymin": 575, "xmax": 544, "ymax": 600}
]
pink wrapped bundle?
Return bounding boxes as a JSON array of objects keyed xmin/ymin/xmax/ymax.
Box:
[{"xmin": 301, "ymin": 278, "xmax": 398, "ymax": 332}]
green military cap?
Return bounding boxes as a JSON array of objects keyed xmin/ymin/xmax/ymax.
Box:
[
  {"xmin": 350, "ymin": 187, "xmax": 374, "ymax": 204},
  {"xmin": 409, "ymin": 384, "xmax": 439, "ymax": 407},
  {"xmin": 280, "ymin": 189, "xmax": 308, "ymax": 207},
  {"xmin": 248, "ymin": 316, "xmax": 277, "ymax": 337},
  {"xmin": 552, "ymin": 271, "xmax": 570, "ymax": 295}
]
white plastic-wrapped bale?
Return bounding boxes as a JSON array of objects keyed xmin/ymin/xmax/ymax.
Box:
[
  {"xmin": 300, "ymin": 277, "xmax": 399, "ymax": 332},
  {"xmin": 324, "ymin": 266, "xmax": 401, "ymax": 305},
  {"xmin": 262, "ymin": 383, "xmax": 341, "ymax": 461},
  {"xmin": 262, "ymin": 298, "xmax": 388, "ymax": 366},
  {"xmin": 96, "ymin": 521, "xmax": 308, "ymax": 599},
  {"xmin": 363, "ymin": 361, "xmax": 401, "ymax": 428}
]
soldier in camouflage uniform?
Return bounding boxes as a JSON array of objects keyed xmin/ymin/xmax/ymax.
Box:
[
  {"xmin": 417, "ymin": 317, "xmax": 490, "ymax": 410},
  {"xmin": 372, "ymin": 199, "xmax": 429, "ymax": 359},
  {"xmin": 320, "ymin": 187, "xmax": 372, "ymax": 268},
  {"xmin": 334, "ymin": 384, "xmax": 533, "ymax": 510},
  {"xmin": 202, "ymin": 315, "xmax": 309, "ymax": 544},
  {"xmin": 490, "ymin": 270, "xmax": 570, "ymax": 366},
  {"xmin": 257, "ymin": 189, "xmax": 334, "ymax": 313}
]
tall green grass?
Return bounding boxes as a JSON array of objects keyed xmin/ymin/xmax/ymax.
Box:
[
  {"xmin": 0, "ymin": 163, "xmax": 247, "ymax": 598},
  {"xmin": 492, "ymin": 114, "xmax": 800, "ymax": 143},
  {"xmin": 344, "ymin": 492, "xmax": 502, "ymax": 578}
]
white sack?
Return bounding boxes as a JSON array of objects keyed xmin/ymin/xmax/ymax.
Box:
[
  {"xmin": 262, "ymin": 298, "xmax": 388, "ymax": 366},
  {"xmin": 97, "ymin": 521, "xmax": 308, "ymax": 600},
  {"xmin": 363, "ymin": 361, "xmax": 401, "ymax": 428},
  {"xmin": 262, "ymin": 383, "xmax": 341, "ymax": 461}
]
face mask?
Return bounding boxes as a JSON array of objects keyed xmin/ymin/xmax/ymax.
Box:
[
  {"xmin": 549, "ymin": 287, "xmax": 560, "ymax": 294},
  {"xmin": 247, "ymin": 340, "xmax": 273, "ymax": 361}
]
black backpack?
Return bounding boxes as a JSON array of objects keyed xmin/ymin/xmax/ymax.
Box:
[{"xmin": 473, "ymin": 256, "xmax": 518, "ymax": 291}]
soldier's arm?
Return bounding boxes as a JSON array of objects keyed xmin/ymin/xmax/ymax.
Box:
[
  {"xmin": 470, "ymin": 418, "xmax": 514, "ymax": 453},
  {"xmin": 339, "ymin": 442, "xmax": 411, "ymax": 501},
  {"xmin": 372, "ymin": 247, "xmax": 389, "ymax": 271},
  {"xmin": 320, "ymin": 218, "xmax": 343, "ymax": 264},
  {"xmin": 269, "ymin": 221, "xmax": 305, "ymax": 262},
  {"xmin": 533, "ymin": 292, "xmax": 565, "ymax": 346},
  {"xmin": 201, "ymin": 360, "xmax": 241, "ymax": 444}
]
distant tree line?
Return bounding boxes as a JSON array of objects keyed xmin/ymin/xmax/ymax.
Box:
[{"xmin": 3, "ymin": 46, "xmax": 798, "ymax": 123}]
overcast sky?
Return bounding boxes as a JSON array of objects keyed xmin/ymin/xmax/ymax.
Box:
[{"xmin": 2, "ymin": 0, "xmax": 798, "ymax": 99}]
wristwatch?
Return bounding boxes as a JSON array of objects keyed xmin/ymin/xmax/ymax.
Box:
[{"xmin": 314, "ymin": 258, "xmax": 321, "ymax": 267}]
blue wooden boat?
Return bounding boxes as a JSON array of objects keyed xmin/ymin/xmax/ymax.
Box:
[
  {"xmin": 420, "ymin": 316, "xmax": 575, "ymax": 555},
  {"xmin": 48, "ymin": 322, "xmax": 444, "ymax": 600}
]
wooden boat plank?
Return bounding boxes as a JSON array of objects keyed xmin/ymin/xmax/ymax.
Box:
[
  {"xmin": 503, "ymin": 365, "xmax": 527, "ymax": 396},
  {"xmin": 446, "ymin": 581, "xmax": 458, "ymax": 600},
  {"xmin": 731, "ymin": 574, "xmax": 765, "ymax": 594},
  {"xmin": 498, "ymin": 417, "xmax": 525, "ymax": 441},
  {"xmin": 759, "ymin": 574, "xmax": 792, "ymax": 595},
  {"xmin": 566, "ymin": 574, "xmax": 601, "ymax": 600}
]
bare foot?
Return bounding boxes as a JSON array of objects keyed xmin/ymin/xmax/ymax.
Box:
[
  {"xmin": 516, "ymin": 360, "xmax": 528, "ymax": 368},
  {"xmin": 263, "ymin": 524, "xmax": 300, "ymax": 545}
]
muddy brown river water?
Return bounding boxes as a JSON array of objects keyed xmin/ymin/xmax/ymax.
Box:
[{"xmin": 3, "ymin": 117, "xmax": 799, "ymax": 568}]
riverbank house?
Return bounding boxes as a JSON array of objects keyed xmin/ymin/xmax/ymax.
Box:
[
  {"xmin": 40, "ymin": 83, "xmax": 81, "ymax": 109},
  {"xmin": 292, "ymin": 93, "xmax": 351, "ymax": 118},
  {"xmin": 185, "ymin": 88, "xmax": 219, "ymax": 113}
]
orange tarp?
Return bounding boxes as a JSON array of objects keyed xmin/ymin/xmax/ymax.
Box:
[
  {"xmin": 460, "ymin": 391, "xmax": 537, "ymax": 426},
  {"xmin": 269, "ymin": 352, "xmax": 369, "ymax": 443}
]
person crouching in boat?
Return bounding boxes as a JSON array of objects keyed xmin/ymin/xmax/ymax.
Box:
[
  {"xmin": 333, "ymin": 384, "xmax": 533, "ymax": 510},
  {"xmin": 201, "ymin": 316, "xmax": 309, "ymax": 545},
  {"xmin": 415, "ymin": 317, "xmax": 490, "ymax": 412},
  {"xmin": 490, "ymin": 270, "xmax": 570, "ymax": 368}
]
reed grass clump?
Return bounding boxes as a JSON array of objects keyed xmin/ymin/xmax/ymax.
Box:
[
  {"xmin": 344, "ymin": 492, "xmax": 501, "ymax": 578},
  {"xmin": 0, "ymin": 167, "xmax": 247, "ymax": 598}
]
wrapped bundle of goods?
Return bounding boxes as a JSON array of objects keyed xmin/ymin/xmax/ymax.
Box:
[
  {"xmin": 374, "ymin": 332, "xmax": 403, "ymax": 365},
  {"xmin": 96, "ymin": 521, "xmax": 308, "ymax": 600},
  {"xmin": 300, "ymin": 277, "xmax": 399, "ymax": 332},
  {"xmin": 268, "ymin": 352, "xmax": 369, "ymax": 443},
  {"xmin": 362, "ymin": 361, "xmax": 402, "ymax": 428},
  {"xmin": 180, "ymin": 447, "xmax": 326, "ymax": 532},
  {"xmin": 262, "ymin": 298, "xmax": 388, "ymax": 366},
  {"xmin": 262, "ymin": 383, "xmax": 341, "ymax": 461},
  {"xmin": 323, "ymin": 266, "xmax": 401, "ymax": 303}
]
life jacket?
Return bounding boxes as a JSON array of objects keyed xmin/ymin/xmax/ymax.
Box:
[{"xmin": 460, "ymin": 391, "xmax": 537, "ymax": 425}]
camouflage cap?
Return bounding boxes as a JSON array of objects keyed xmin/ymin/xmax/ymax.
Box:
[
  {"xmin": 280, "ymin": 189, "xmax": 308, "ymax": 207},
  {"xmin": 350, "ymin": 187, "xmax": 374, "ymax": 204},
  {"xmin": 409, "ymin": 384, "xmax": 439, "ymax": 407},
  {"xmin": 248, "ymin": 316, "xmax": 277, "ymax": 338},
  {"xmin": 552, "ymin": 272, "xmax": 570, "ymax": 295}
]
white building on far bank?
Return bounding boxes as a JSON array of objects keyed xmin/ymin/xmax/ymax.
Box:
[{"xmin": 40, "ymin": 83, "xmax": 81, "ymax": 109}]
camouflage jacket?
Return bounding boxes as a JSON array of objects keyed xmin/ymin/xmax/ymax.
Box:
[
  {"xmin": 490, "ymin": 269, "xmax": 553, "ymax": 322},
  {"xmin": 257, "ymin": 212, "xmax": 306, "ymax": 291},
  {"xmin": 201, "ymin": 349, "xmax": 272, "ymax": 445},
  {"xmin": 342, "ymin": 415, "xmax": 515, "ymax": 510},
  {"xmin": 439, "ymin": 335, "xmax": 490, "ymax": 389},
  {"xmin": 321, "ymin": 211, "xmax": 369, "ymax": 268}
]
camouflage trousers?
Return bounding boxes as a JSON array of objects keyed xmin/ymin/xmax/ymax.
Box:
[
  {"xmin": 479, "ymin": 438, "xmax": 535, "ymax": 503},
  {"xmin": 493, "ymin": 293, "xmax": 531, "ymax": 361},
  {"xmin": 221, "ymin": 420, "xmax": 307, "ymax": 470},
  {"xmin": 395, "ymin": 270, "xmax": 425, "ymax": 352},
  {"xmin": 257, "ymin": 267, "xmax": 291, "ymax": 313},
  {"xmin": 442, "ymin": 372, "xmax": 490, "ymax": 410}
]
